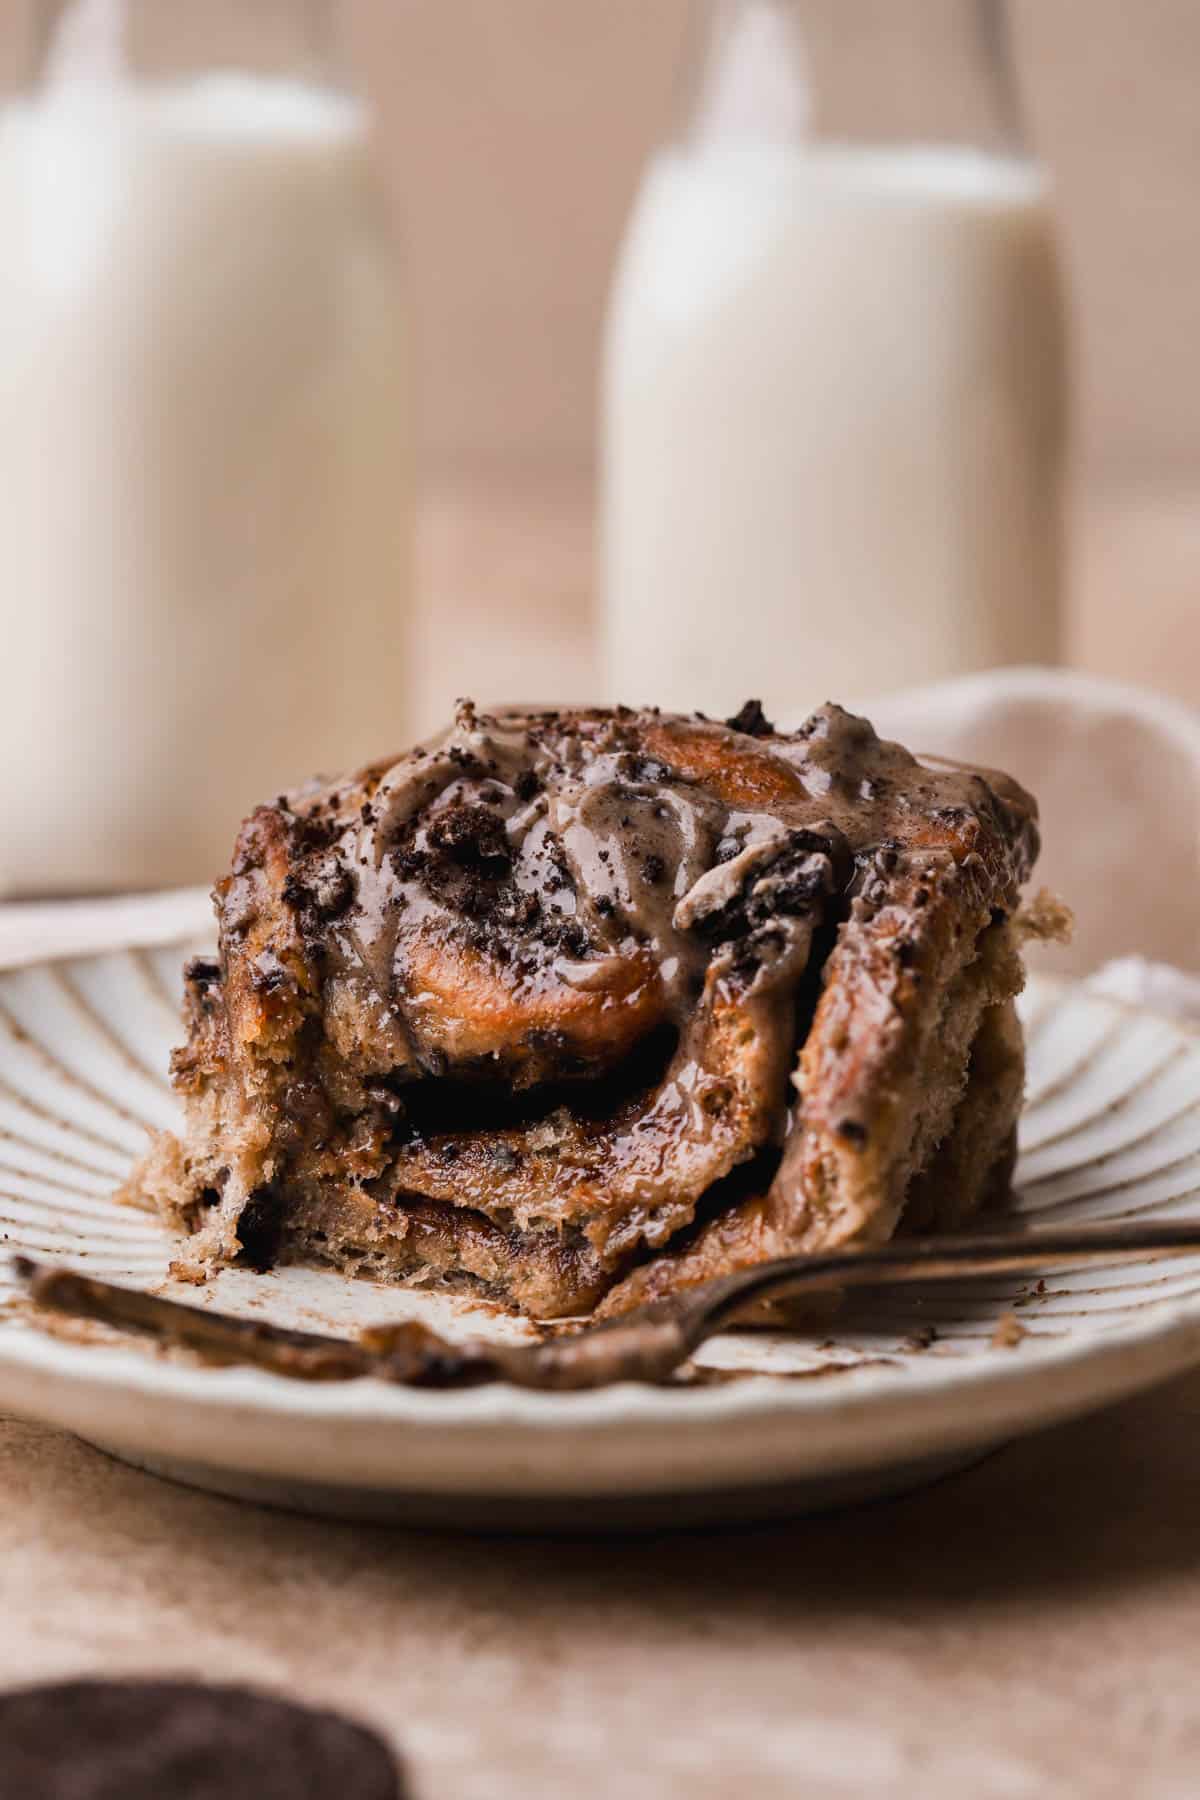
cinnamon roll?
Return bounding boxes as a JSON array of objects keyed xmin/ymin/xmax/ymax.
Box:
[{"xmin": 131, "ymin": 701, "xmax": 1065, "ymax": 1318}]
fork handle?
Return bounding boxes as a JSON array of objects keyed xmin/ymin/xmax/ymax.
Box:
[
  {"xmin": 693, "ymin": 1217, "xmax": 1200, "ymax": 1335},
  {"xmin": 518, "ymin": 1218, "xmax": 1200, "ymax": 1391}
]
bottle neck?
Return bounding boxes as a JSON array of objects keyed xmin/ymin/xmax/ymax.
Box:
[
  {"xmin": 678, "ymin": 0, "xmax": 1026, "ymax": 158},
  {"xmin": 681, "ymin": 0, "xmax": 811, "ymax": 149},
  {"xmin": 27, "ymin": 0, "xmax": 344, "ymax": 93}
]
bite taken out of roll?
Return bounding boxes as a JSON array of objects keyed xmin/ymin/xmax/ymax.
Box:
[{"xmin": 129, "ymin": 700, "xmax": 1069, "ymax": 1318}]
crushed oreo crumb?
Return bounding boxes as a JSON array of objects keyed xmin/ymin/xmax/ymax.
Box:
[{"xmin": 725, "ymin": 699, "xmax": 775, "ymax": 738}]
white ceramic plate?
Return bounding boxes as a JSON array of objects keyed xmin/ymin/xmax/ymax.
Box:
[{"xmin": 0, "ymin": 942, "xmax": 1198, "ymax": 1529}]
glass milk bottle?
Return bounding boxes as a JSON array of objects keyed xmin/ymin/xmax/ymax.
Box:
[
  {"xmin": 0, "ymin": 0, "xmax": 411, "ymax": 893},
  {"xmin": 601, "ymin": 0, "xmax": 1068, "ymax": 721}
]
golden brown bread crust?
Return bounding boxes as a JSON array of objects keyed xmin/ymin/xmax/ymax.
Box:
[{"xmin": 129, "ymin": 700, "xmax": 1058, "ymax": 1317}]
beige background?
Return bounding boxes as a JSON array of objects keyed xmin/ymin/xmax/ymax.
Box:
[
  {"xmin": 11, "ymin": 1, "xmax": 1196, "ymax": 482},
  {"xmin": 353, "ymin": 0, "xmax": 1200, "ymax": 713},
  {"xmin": 3, "ymin": 0, "xmax": 1197, "ymax": 718},
  {"xmin": 344, "ymin": 0, "xmax": 1200, "ymax": 486}
]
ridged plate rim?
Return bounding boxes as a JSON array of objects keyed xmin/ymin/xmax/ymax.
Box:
[{"xmin": 0, "ymin": 951, "xmax": 1197, "ymax": 1501}]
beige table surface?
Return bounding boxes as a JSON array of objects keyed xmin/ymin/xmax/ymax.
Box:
[{"xmin": 2, "ymin": 483, "xmax": 1199, "ymax": 1799}]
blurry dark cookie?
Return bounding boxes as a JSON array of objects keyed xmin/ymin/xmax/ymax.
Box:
[{"xmin": 0, "ymin": 1680, "xmax": 403, "ymax": 1799}]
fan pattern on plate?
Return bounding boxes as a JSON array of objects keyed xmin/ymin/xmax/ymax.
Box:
[{"xmin": 0, "ymin": 946, "xmax": 1198, "ymax": 1369}]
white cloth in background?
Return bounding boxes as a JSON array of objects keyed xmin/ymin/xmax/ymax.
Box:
[{"xmin": 871, "ymin": 666, "xmax": 1200, "ymax": 978}]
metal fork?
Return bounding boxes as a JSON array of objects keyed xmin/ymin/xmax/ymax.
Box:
[{"xmin": 15, "ymin": 1219, "xmax": 1200, "ymax": 1392}]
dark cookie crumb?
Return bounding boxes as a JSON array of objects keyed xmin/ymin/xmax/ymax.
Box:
[
  {"xmin": 184, "ymin": 957, "xmax": 221, "ymax": 989},
  {"xmin": 724, "ymin": 698, "xmax": 775, "ymax": 738}
]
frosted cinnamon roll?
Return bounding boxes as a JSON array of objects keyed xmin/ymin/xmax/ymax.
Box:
[{"xmin": 131, "ymin": 701, "xmax": 1065, "ymax": 1317}]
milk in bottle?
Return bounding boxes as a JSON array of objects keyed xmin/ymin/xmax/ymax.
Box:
[
  {"xmin": 0, "ymin": 0, "xmax": 411, "ymax": 892},
  {"xmin": 601, "ymin": 0, "xmax": 1067, "ymax": 719}
]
